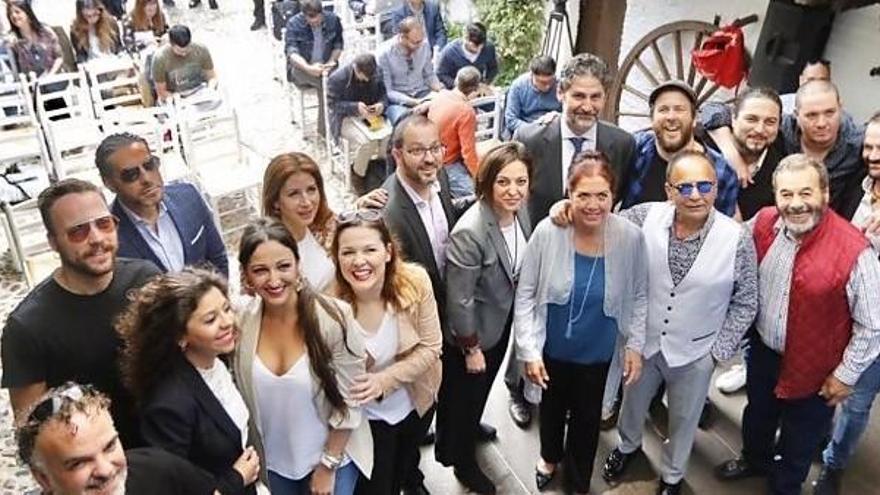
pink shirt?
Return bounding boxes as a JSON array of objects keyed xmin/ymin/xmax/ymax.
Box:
[{"xmin": 397, "ymin": 172, "xmax": 450, "ymax": 274}]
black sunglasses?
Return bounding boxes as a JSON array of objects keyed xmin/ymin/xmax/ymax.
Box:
[
  {"xmin": 337, "ymin": 208, "xmax": 383, "ymax": 225},
  {"xmin": 119, "ymin": 155, "xmax": 160, "ymax": 183},
  {"xmin": 26, "ymin": 384, "xmax": 86, "ymax": 424}
]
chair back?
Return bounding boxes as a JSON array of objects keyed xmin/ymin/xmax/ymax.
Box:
[
  {"xmin": 470, "ymin": 92, "xmax": 505, "ymax": 142},
  {"xmin": 1, "ymin": 199, "xmax": 60, "ymax": 288},
  {"xmin": 83, "ymin": 56, "xmax": 145, "ymax": 118}
]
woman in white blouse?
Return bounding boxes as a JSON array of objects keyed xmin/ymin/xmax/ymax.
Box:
[
  {"xmin": 234, "ymin": 218, "xmax": 373, "ymax": 495},
  {"xmin": 117, "ymin": 268, "xmax": 262, "ymax": 495}
]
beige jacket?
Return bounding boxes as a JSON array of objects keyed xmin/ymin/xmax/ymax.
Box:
[{"xmin": 233, "ymin": 295, "xmax": 374, "ymax": 480}]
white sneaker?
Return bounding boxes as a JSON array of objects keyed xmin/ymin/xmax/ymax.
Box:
[{"xmin": 715, "ymin": 364, "xmax": 747, "ymax": 393}]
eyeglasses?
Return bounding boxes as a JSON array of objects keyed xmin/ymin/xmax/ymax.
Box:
[
  {"xmin": 26, "ymin": 384, "xmax": 86, "ymax": 424},
  {"xmin": 671, "ymin": 180, "xmax": 714, "ymax": 197},
  {"xmin": 337, "ymin": 208, "xmax": 383, "ymax": 225},
  {"xmin": 405, "ymin": 144, "xmax": 445, "ymax": 160},
  {"xmin": 64, "ymin": 215, "xmax": 119, "ymax": 243},
  {"xmin": 118, "ymin": 155, "xmax": 160, "ymax": 183}
]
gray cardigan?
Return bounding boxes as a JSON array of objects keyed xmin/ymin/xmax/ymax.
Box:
[{"xmin": 514, "ymin": 214, "xmax": 648, "ymax": 400}]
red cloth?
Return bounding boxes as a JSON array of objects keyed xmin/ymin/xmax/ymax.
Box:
[
  {"xmin": 427, "ymin": 90, "xmax": 479, "ymax": 176},
  {"xmin": 753, "ymin": 207, "xmax": 868, "ymax": 399},
  {"xmin": 692, "ymin": 24, "xmax": 749, "ymax": 89}
]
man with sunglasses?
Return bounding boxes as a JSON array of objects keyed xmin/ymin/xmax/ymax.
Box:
[
  {"xmin": 17, "ymin": 383, "xmax": 215, "ymax": 495},
  {"xmin": 602, "ymin": 150, "xmax": 758, "ymax": 495},
  {"xmin": 96, "ymin": 133, "xmax": 229, "ymax": 278},
  {"xmin": 2, "ymin": 179, "xmax": 161, "ymax": 449}
]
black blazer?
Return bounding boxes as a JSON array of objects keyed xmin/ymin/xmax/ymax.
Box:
[
  {"xmin": 514, "ymin": 114, "xmax": 637, "ymax": 224},
  {"xmin": 140, "ymin": 356, "xmax": 255, "ymax": 495}
]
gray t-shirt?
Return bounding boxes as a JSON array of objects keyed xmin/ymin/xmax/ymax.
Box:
[{"xmin": 151, "ymin": 42, "xmax": 214, "ymax": 94}]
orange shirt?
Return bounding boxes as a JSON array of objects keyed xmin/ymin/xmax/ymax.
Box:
[{"xmin": 427, "ymin": 90, "xmax": 479, "ymax": 176}]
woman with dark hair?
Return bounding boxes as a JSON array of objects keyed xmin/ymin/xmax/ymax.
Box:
[
  {"xmin": 434, "ymin": 142, "xmax": 532, "ymax": 493},
  {"xmin": 330, "ymin": 210, "xmax": 441, "ymax": 494},
  {"xmin": 117, "ymin": 268, "xmax": 262, "ymax": 495},
  {"xmin": 234, "ymin": 218, "xmax": 372, "ymax": 495},
  {"xmin": 5, "ymin": 0, "xmax": 63, "ymax": 77},
  {"xmin": 124, "ymin": 0, "xmax": 168, "ymax": 49},
  {"xmin": 70, "ymin": 0, "xmax": 123, "ymax": 63},
  {"xmin": 514, "ymin": 151, "xmax": 647, "ymax": 494}
]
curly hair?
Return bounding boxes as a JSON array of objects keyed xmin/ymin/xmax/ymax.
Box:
[
  {"xmin": 239, "ymin": 218, "xmax": 351, "ymax": 416},
  {"xmin": 71, "ymin": 0, "xmax": 120, "ymax": 54},
  {"xmin": 116, "ymin": 268, "xmax": 230, "ymax": 403}
]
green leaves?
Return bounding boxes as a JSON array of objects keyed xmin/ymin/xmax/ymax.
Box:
[{"xmin": 473, "ymin": 0, "xmax": 545, "ymax": 85}]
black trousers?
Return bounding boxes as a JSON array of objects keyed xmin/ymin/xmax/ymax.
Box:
[
  {"xmin": 356, "ymin": 407, "xmax": 435, "ymax": 494},
  {"xmin": 435, "ymin": 326, "xmax": 510, "ymax": 468},
  {"xmin": 253, "ymin": 0, "xmax": 265, "ymax": 22},
  {"xmin": 539, "ymin": 356, "xmax": 610, "ymax": 493}
]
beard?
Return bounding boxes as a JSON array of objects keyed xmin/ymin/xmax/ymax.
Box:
[
  {"xmin": 58, "ymin": 242, "xmax": 118, "ymax": 279},
  {"xmin": 780, "ymin": 204, "xmax": 824, "ymax": 237},
  {"xmin": 655, "ymin": 123, "xmax": 693, "ymax": 154}
]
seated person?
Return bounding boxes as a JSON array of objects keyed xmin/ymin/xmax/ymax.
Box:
[
  {"xmin": 70, "ymin": 0, "xmax": 123, "ymax": 64},
  {"xmin": 426, "ymin": 66, "xmax": 481, "ymax": 198},
  {"xmin": 284, "ymin": 0, "xmax": 344, "ymax": 136},
  {"xmin": 151, "ymin": 24, "xmax": 217, "ymax": 102},
  {"xmin": 504, "ymin": 55, "xmax": 561, "ymax": 137},
  {"xmin": 391, "ymin": 0, "xmax": 447, "ymax": 56},
  {"xmin": 327, "ymin": 53, "xmax": 390, "ymax": 186},
  {"xmin": 16, "ymin": 383, "xmax": 216, "ymax": 495},
  {"xmin": 348, "ymin": 0, "xmax": 402, "ymax": 39},
  {"xmin": 124, "ymin": 0, "xmax": 169, "ymax": 53},
  {"xmin": 436, "ymin": 22, "xmax": 497, "ymax": 90},
  {"xmin": 377, "ymin": 16, "xmax": 443, "ymax": 124}
]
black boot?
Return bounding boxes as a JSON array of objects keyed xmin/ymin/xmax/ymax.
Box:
[
  {"xmin": 208, "ymin": 0, "xmax": 218, "ymax": 9},
  {"xmin": 188, "ymin": 0, "xmax": 200, "ymax": 7},
  {"xmin": 812, "ymin": 466, "xmax": 843, "ymax": 495}
]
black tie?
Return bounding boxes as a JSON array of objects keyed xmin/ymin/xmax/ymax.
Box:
[{"xmin": 570, "ymin": 136, "xmax": 586, "ymax": 164}]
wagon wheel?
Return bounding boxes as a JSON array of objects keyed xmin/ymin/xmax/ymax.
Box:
[{"xmin": 606, "ymin": 16, "xmax": 758, "ymax": 130}]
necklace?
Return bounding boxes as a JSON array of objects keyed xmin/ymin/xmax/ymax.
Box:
[{"xmin": 564, "ymin": 251, "xmax": 601, "ymax": 339}]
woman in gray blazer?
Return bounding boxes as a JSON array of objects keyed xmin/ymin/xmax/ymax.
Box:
[{"xmin": 438, "ymin": 142, "xmax": 533, "ymax": 493}]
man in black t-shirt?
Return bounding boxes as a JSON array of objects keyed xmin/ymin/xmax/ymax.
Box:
[
  {"xmin": 16, "ymin": 383, "xmax": 214, "ymax": 495},
  {"xmin": 1, "ymin": 179, "xmax": 160, "ymax": 447}
]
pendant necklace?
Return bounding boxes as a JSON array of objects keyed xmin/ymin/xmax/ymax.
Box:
[{"xmin": 565, "ymin": 246, "xmax": 601, "ymax": 339}]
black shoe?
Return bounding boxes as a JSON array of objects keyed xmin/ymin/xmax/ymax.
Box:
[
  {"xmin": 602, "ymin": 447, "xmax": 639, "ymax": 482},
  {"xmin": 478, "ymin": 422, "xmax": 497, "ymax": 442},
  {"xmin": 714, "ymin": 457, "xmax": 766, "ymax": 481},
  {"xmin": 188, "ymin": 0, "xmax": 200, "ymax": 7},
  {"xmin": 698, "ymin": 399, "xmax": 713, "ymax": 429},
  {"xmin": 657, "ymin": 479, "xmax": 683, "ymax": 495},
  {"xmin": 250, "ymin": 18, "xmax": 265, "ymax": 30},
  {"xmin": 208, "ymin": 0, "xmax": 217, "ymax": 9},
  {"xmin": 535, "ymin": 467, "xmax": 555, "ymax": 491},
  {"xmin": 402, "ymin": 481, "xmax": 431, "ymax": 495},
  {"xmin": 420, "ymin": 426, "xmax": 435, "ymax": 446},
  {"xmin": 509, "ymin": 399, "xmax": 532, "ymax": 428},
  {"xmin": 454, "ymin": 464, "xmax": 496, "ymax": 494},
  {"xmin": 812, "ymin": 466, "xmax": 843, "ymax": 495}
]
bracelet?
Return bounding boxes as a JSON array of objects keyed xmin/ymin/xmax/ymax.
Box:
[{"xmin": 320, "ymin": 451, "xmax": 342, "ymax": 471}]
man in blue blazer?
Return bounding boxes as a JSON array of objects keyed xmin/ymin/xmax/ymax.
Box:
[
  {"xmin": 391, "ymin": 0, "xmax": 447, "ymax": 54},
  {"xmin": 96, "ymin": 133, "xmax": 229, "ymax": 278}
]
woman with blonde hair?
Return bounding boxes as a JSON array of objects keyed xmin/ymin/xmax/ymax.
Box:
[
  {"xmin": 331, "ymin": 210, "xmax": 441, "ymax": 494},
  {"xmin": 125, "ymin": 0, "xmax": 168, "ymax": 46},
  {"xmin": 69, "ymin": 0, "xmax": 122, "ymax": 64}
]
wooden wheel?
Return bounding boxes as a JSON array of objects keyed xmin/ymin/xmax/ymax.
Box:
[{"xmin": 606, "ymin": 17, "xmax": 756, "ymax": 131}]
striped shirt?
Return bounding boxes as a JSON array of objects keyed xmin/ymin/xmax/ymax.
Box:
[{"xmin": 753, "ymin": 217, "xmax": 880, "ymax": 385}]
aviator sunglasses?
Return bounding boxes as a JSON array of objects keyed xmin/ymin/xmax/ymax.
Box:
[
  {"xmin": 118, "ymin": 155, "xmax": 161, "ymax": 183},
  {"xmin": 670, "ymin": 180, "xmax": 714, "ymax": 197},
  {"xmin": 63, "ymin": 215, "xmax": 119, "ymax": 243}
]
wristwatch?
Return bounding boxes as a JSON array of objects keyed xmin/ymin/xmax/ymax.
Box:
[{"xmin": 320, "ymin": 451, "xmax": 343, "ymax": 471}]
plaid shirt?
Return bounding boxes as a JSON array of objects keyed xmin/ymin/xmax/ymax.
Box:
[{"xmin": 621, "ymin": 130, "xmax": 739, "ymax": 217}]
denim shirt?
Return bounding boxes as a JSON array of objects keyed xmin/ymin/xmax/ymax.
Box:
[{"xmin": 284, "ymin": 11, "xmax": 344, "ymax": 65}]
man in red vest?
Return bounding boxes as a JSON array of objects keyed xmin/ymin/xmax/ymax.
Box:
[{"xmin": 715, "ymin": 154, "xmax": 880, "ymax": 495}]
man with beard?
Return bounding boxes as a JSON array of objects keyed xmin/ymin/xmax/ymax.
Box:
[
  {"xmin": 16, "ymin": 383, "xmax": 215, "ymax": 495},
  {"xmin": 811, "ymin": 113, "xmax": 880, "ymax": 495},
  {"xmin": 96, "ymin": 133, "xmax": 228, "ymax": 277},
  {"xmin": 1, "ymin": 179, "xmax": 161, "ymax": 447},
  {"xmin": 715, "ymin": 154, "xmax": 880, "ymax": 495},
  {"xmin": 621, "ymin": 80, "xmax": 738, "ymax": 216}
]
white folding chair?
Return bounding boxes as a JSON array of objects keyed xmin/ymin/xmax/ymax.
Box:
[
  {"xmin": 0, "ymin": 79, "xmax": 52, "ymax": 174},
  {"xmin": 32, "ymin": 70, "xmax": 105, "ymax": 184},
  {"xmin": 470, "ymin": 91, "xmax": 505, "ymax": 142},
  {"xmin": 1, "ymin": 199, "xmax": 60, "ymax": 288},
  {"xmin": 0, "ymin": 49, "xmax": 19, "ymax": 83},
  {"xmin": 82, "ymin": 56, "xmax": 145, "ymax": 118}
]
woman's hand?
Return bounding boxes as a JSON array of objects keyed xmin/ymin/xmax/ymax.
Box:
[
  {"xmin": 622, "ymin": 349, "xmax": 643, "ymax": 387},
  {"xmin": 525, "ymin": 360, "xmax": 550, "ymax": 389},
  {"xmin": 232, "ymin": 446, "xmax": 260, "ymax": 485},
  {"xmin": 351, "ymin": 372, "xmax": 386, "ymax": 404},
  {"xmin": 310, "ymin": 464, "xmax": 335, "ymax": 495},
  {"xmin": 465, "ymin": 348, "xmax": 487, "ymax": 374}
]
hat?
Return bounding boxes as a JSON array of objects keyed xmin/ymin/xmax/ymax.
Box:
[{"xmin": 648, "ymin": 80, "xmax": 697, "ymax": 108}]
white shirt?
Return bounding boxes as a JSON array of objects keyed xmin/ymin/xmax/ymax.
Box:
[
  {"xmin": 850, "ymin": 176, "xmax": 880, "ymax": 252},
  {"xmin": 559, "ymin": 118, "xmax": 598, "ymax": 193},
  {"xmin": 298, "ymin": 230, "xmax": 336, "ymax": 291},
  {"xmin": 398, "ymin": 172, "xmax": 450, "ymax": 273},
  {"xmin": 356, "ymin": 312, "xmax": 415, "ymax": 424},
  {"xmin": 500, "ymin": 218, "xmax": 525, "ymax": 275},
  {"xmin": 197, "ymin": 358, "xmax": 250, "ymax": 449}
]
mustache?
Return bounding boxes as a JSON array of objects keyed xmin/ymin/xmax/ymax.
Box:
[{"xmin": 784, "ymin": 205, "xmax": 814, "ymax": 215}]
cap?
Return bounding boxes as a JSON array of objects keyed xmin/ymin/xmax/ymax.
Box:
[{"xmin": 648, "ymin": 80, "xmax": 697, "ymax": 108}]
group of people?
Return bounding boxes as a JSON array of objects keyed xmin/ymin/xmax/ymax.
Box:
[{"xmin": 4, "ymin": 2, "xmax": 880, "ymax": 495}]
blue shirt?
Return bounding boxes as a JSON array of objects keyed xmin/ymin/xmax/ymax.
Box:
[
  {"xmin": 377, "ymin": 37, "xmax": 438, "ymax": 104},
  {"xmin": 504, "ymin": 72, "xmax": 561, "ymax": 135},
  {"xmin": 545, "ymin": 254, "xmax": 618, "ymax": 365},
  {"xmin": 435, "ymin": 39, "xmax": 498, "ymax": 89},
  {"xmin": 119, "ymin": 200, "xmax": 185, "ymax": 272}
]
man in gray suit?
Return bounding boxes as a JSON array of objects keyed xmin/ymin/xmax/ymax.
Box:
[{"xmin": 514, "ymin": 53, "xmax": 637, "ymax": 224}]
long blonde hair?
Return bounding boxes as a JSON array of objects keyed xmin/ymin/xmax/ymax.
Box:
[{"xmin": 71, "ymin": 0, "xmax": 119, "ymax": 53}]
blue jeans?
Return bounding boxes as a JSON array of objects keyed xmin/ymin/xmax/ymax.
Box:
[
  {"xmin": 268, "ymin": 463, "xmax": 360, "ymax": 495},
  {"xmin": 445, "ymin": 161, "xmax": 474, "ymax": 198},
  {"xmin": 386, "ymin": 89, "xmax": 431, "ymax": 125},
  {"xmin": 823, "ymin": 357, "xmax": 880, "ymax": 469}
]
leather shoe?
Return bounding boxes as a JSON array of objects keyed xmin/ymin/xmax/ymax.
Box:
[
  {"xmin": 657, "ymin": 479, "xmax": 682, "ymax": 495},
  {"xmin": 535, "ymin": 467, "xmax": 555, "ymax": 491},
  {"xmin": 454, "ymin": 464, "xmax": 496, "ymax": 494},
  {"xmin": 509, "ymin": 399, "xmax": 532, "ymax": 428},
  {"xmin": 188, "ymin": 0, "xmax": 200, "ymax": 7},
  {"xmin": 478, "ymin": 422, "xmax": 497, "ymax": 442},
  {"xmin": 420, "ymin": 426, "xmax": 435, "ymax": 446},
  {"xmin": 250, "ymin": 19, "xmax": 266, "ymax": 30},
  {"xmin": 812, "ymin": 466, "xmax": 843, "ymax": 495},
  {"xmin": 402, "ymin": 481, "xmax": 431, "ymax": 495},
  {"xmin": 602, "ymin": 447, "xmax": 640, "ymax": 482},
  {"xmin": 714, "ymin": 457, "xmax": 765, "ymax": 481}
]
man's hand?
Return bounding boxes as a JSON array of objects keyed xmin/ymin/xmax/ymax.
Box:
[
  {"xmin": 525, "ymin": 360, "xmax": 550, "ymax": 389},
  {"xmin": 536, "ymin": 111, "xmax": 559, "ymax": 125},
  {"xmin": 357, "ymin": 102, "xmax": 371, "ymax": 119},
  {"xmin": 622, "ymin": 349, "xmax": 642, "ymax": 386},
  {"xmin": 819, "ymin": 375, "xmax": 852, "ymax": 406},
  {"xmin": 232, "ymin": 447, "xmax": 260, "ymax": 486},
  {"xmin": 355, "ymin": 188, "xmax": 388, "ymax": 209},
  {"xmin": 549, "ymin": 199, "xmax": 571, "ymax": 226},
  {"xmin": 708, "ymin": 127, "xmax": 751, "ymax": 188},
  {"xmin": 464, "ymin": 349, "xmax": 487, "ymax": 374},
  {"xmin": 306, "ymin": 64, "xmax": 325, "ymax": 77},
  {"xmin": 370, "ymin": 102, "xmax": 384, "ymax": 115},
  {"xmin": 310, "ymin": 464, "xmax": 335, "ymax": 495}
]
